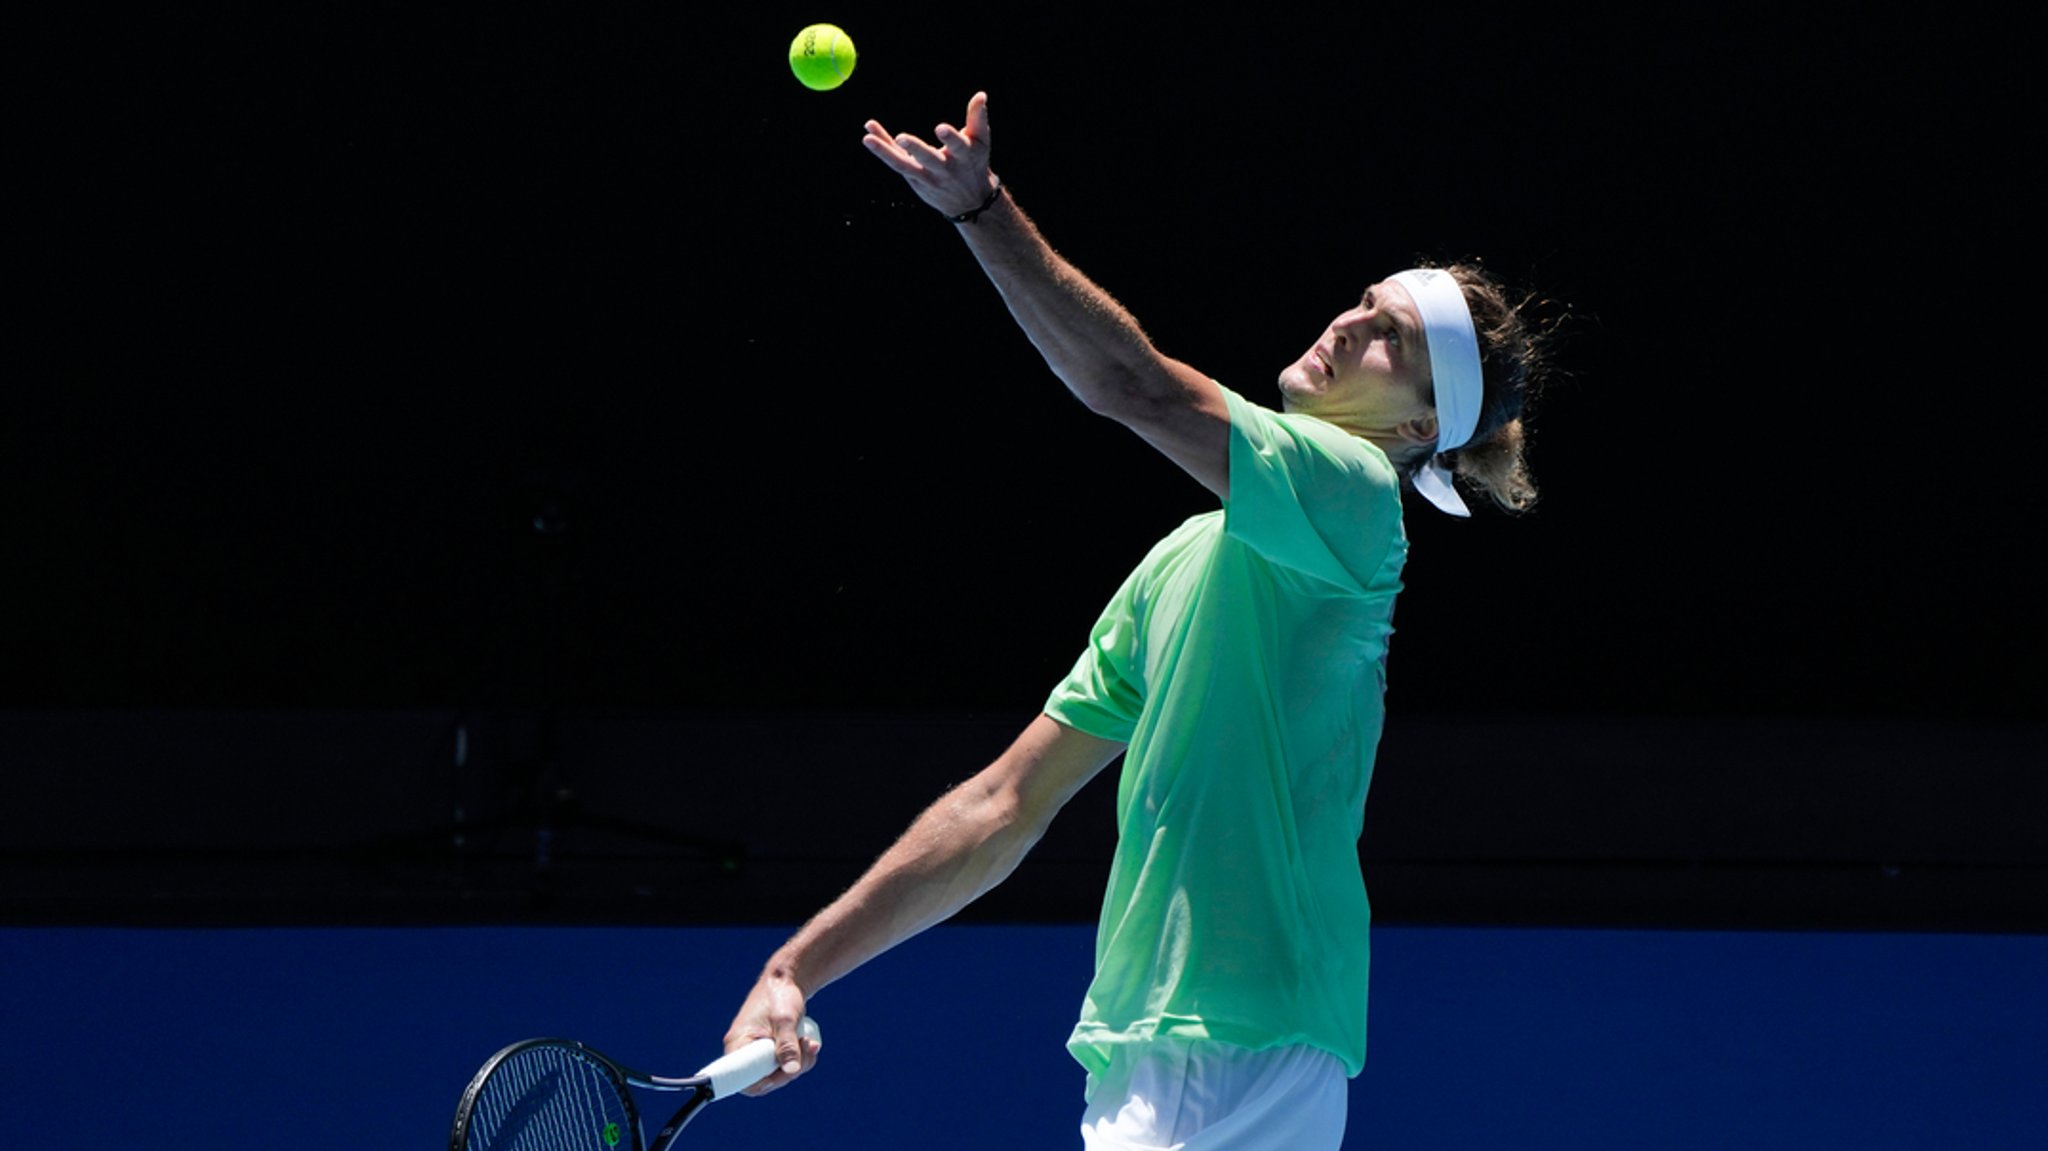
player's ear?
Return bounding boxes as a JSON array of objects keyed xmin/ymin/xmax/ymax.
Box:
[{"xmin": 1397, "ymin": 412, "xmax": 1439, "ymax": 447}]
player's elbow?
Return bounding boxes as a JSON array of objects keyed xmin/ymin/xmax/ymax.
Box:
[
  {"xmin": 961, "ymin": 772, "xmax": 1055, "ymax": 866},
  {"xmin": 973, "ymin": 776, "xmax": 1036, "ymax": 843},
  {"xmin": 1075, "ymin": 362, "xmax": 1169, "ymax": 424}
]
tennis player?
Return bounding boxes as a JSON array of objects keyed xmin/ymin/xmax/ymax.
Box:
[{"xmin": 723, "ymin": 91, "xmax": 1547, "ymax": 1149}]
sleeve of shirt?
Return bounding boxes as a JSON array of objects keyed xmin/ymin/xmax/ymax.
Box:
[
  {"xmin": 1222, "ymin": 384, "xmax": 1404, "ymax": 595},
  {"xmin": 1042, "ymin": 569, "xmax": 1146, "ymax": 743}
]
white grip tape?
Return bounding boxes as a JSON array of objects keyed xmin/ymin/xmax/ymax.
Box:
[{"xmin": 697, "ymin": 1016, "xmax": 821, "ymax": 1100}]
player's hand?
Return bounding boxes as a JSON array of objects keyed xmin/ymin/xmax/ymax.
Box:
[
  {"xmin": 724, "ymin": 974, "xmax": 819, "ymax": 1096},
  {"xmin": 862, "ymin": 91, "xmax": 998, "ymax": 218}
]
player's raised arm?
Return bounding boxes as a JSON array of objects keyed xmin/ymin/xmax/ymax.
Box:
[{"xmin": 862, "ymin": 92, "xmax": 1231, "ymax": 500}]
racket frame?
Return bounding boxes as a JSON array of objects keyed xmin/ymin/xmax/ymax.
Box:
[
  {"xmin": 451, "ymin": 1037, "xmax": 707, "ymax": 1151},
  {"xmin": 452, "ymin": 1019, "xmax": 815, "ymax": 1151}
]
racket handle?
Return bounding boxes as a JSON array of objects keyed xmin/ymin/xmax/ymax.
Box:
[{"xmin": 697, "ymin": 1016, "xmax": 821, "ymax": 1100}]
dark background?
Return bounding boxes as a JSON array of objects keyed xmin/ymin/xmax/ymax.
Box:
[{"xmin": 9, "ymin": 6, "xmax": 2042, "ymax": 929}]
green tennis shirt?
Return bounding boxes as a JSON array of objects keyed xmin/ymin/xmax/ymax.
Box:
[{"xmin": 1046, "ymin": 385, "xmax": 1407, "ymax": 1081}]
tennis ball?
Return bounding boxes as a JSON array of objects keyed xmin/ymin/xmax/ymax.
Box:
[{"xmin": 789, "ymin": 24, "xmax": 856, "ymax": 91}]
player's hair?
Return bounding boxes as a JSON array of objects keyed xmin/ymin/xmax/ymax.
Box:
[{"xmin": 1409, "ymin": 261, "xmax": 1552, "ymax": 514}]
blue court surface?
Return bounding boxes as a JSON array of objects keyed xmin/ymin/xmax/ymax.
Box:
[{"xmin": 3, "ymin": 924, "xmax": 2042, "ymax": 1148}]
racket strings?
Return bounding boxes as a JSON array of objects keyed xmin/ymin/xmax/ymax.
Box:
[{"xmin": 465, "ymin": 1046, "xmax": 636, "ymax": 1151}]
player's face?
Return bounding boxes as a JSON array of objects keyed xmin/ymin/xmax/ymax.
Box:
[{"xmin": 1276, "ymin": 279, "xmax": 1435, "ymax": 437}]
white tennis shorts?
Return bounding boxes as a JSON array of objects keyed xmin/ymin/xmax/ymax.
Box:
[{"xmin": 1079, "ymin": 1038, "xmax": 1347, "ymax": 1150}]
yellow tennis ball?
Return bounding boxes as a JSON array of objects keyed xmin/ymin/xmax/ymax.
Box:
[{"xmin": 788, "ymin": 24, "xmax": 857, "ymax": 91}]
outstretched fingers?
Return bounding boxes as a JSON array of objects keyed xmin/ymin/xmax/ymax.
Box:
[
  {"xmin": 860, "ymin": 92, "xmax": 996, "ymax": 216},
  {"xmin": 861, "ymin": 118, "xmax": 918, "ymax": 171},
  {"xmin": 933, "ymin": 91, "xmax": 990, "ymax": 154},
  {"xmin": 964, "ymin": 89, "xmax": 990, "ymax": 143},
  {"xmin": 862, "ymin": 120, "xmax": 951, "ymax": 172}
]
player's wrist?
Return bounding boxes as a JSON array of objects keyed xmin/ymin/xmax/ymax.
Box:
[
  {"xmin": 948, "ymin": 174, "xmax": 1005, "ymax": 224},
  {"xmin": 761, "ymin": 949, "xmax": 816, "ymax": 999}
]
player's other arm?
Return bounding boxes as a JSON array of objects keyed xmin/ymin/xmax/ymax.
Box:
[
  {"xmin": 727, "ymin": 714, "xmax": 1124, "ymax": 1091},
  {"xmin": 863, "ymin": 93, "xmax": 1231, "ymax": 500}
]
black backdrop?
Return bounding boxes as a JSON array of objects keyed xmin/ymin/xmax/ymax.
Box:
[{"xmin": 10, "ymin": 6, "xmax": 2043, "ymax": 928}]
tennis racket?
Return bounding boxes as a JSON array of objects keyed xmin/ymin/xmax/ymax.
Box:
[{"xmin": 450, "ymin": 1016, "xmax": 820, "ymax": 1151}]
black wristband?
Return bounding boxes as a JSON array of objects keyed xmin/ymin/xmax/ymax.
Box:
[{"xmin": 948, "ymin": 176, "xmax": 1004, "ymax": 224}]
